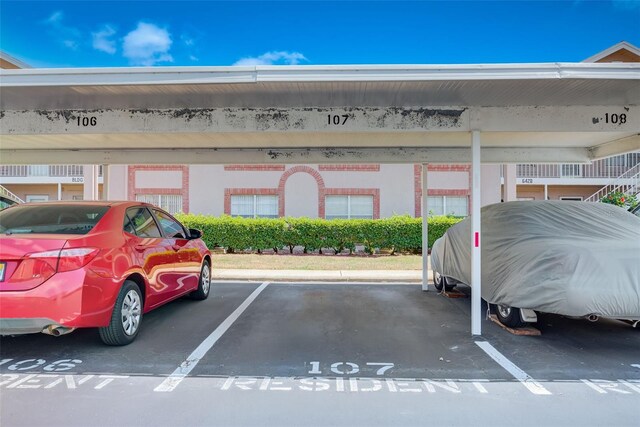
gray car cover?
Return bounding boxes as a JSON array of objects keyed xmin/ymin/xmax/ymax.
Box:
[{"xmin": 431, "ymin": 201, "xmax": 640, "ymax": 319}]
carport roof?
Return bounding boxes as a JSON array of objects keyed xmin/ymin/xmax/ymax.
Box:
[
  {"xmin": 0, "ymin": 62, "xmax": 639, "ymax": 164},
  {"xmin": 1, "ymin": 62, "xmax": 639, "ymax": 108}
]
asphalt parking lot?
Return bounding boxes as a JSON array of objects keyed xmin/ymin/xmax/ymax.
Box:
[{"xmin": 1, "ymin": 281, "xmax": 639, "ymax": 427}]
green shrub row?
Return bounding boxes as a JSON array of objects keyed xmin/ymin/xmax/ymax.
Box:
[{"xmin": 174, "ymin": 214, "xmax": 463, "ymax": 254}]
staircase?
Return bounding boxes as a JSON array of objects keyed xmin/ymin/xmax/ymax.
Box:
[
  {"xmin": 584, "ymin": 163, "xmax": 640, "ymax": 203},
  {"xmin": 0, "ymin": 185, "xmax": 24, "ymax": 205}
]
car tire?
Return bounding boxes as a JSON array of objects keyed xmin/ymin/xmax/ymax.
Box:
[
  {"xmin": 433, "ymin": 270, "xmax": 456, "ymax": 292},
  {"xmin": 190, "ymin": 259, "xmax": 211, "ymax": 301},
  {"xmin": 493, "ymin": 304, "xmax": 526, "ymax": 328},
  {"xmin": 99, "ymin": 280, "xmax": 143, "ymax": 346}
]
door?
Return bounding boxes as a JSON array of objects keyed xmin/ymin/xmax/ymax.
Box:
[
  {"xmin": 124, "ymin": 207, "xmax": 178, "ymax": 309},
  {"xmin": 151, "ymin": 209, "xmax": 200, "ymax": 296}
]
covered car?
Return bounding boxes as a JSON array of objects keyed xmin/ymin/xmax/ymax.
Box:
[{"xmin": 431, "ymin": 201, "xmax": 640, "ymax": 327}]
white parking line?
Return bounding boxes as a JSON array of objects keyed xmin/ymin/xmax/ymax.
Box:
[
  {"xmin": 154, "ymin": 281, "xmax": 270, "ymax": 393},
  {"xmin": 475, "ymin": 341, "xmax": 552, "ymax": 395}
]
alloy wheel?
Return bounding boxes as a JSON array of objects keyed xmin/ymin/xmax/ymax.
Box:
[{"xmin": 121, "ymin": 290, "xmax": 142, "ymax": 336}]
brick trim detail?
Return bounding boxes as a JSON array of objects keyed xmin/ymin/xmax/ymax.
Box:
[
  {"xmin": 224, "ymin": 165, "xmax": 286, "ymax": 171},
  {"xmin": 278, "ymin": 166, "xmax": 326, "ymax": 217},
  {"xmin": 128, "ymin": 165, "xmax": 189, "ymax": 213},
  {"xmin": 426, "ymin": 165, "xmax": 471, "ymax": 172},
  {"xmin": 223, "ymin": 166, "xmax": 382, "ymax": 219},
  {"xmin": 414, "ymin": 164, "xmax": 470, "ymax": 217},
  {"xmin": 319, "ymin": 164, "xmax": 380, "ymax": 172},
  {"xmin": 324, "ymin": 188, "xmax": 381, "ymax": 219},
  {"xmin": 224, "ymin": 188, "xmax": 278, "ymax": 215}
]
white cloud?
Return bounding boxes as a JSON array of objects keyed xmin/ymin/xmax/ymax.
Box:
[
  {"xmin": 92, "ymin": 25, "xmax": 117, "ymax": 54},
  {"xmin": 44, "ymin": 10, "xmax": 82, "ymax": 50},
  {"xmin": 63, "ymin": 40, "xmax": 79, "ymax": 50},
  {"xmin": 123, "ymin": 22, "xmax": 173, "ymax": 66},
  {"xmin": 46, "ymin": 11, "xmax": 64, "ymax": 25},
  {"xmin": 181, "ymin": 34, "xmax": 195, "ymax": 47},
  {"xmin": 234, "ymin": 51, "xmax": 307, "ymax": 66},
  {"xmin": 189, "ymin": 55, "xmax": 199, "ymax": 61},
  {"xmin": 612, "ymin": 0, "xmax": 640, "ymax": 10}
]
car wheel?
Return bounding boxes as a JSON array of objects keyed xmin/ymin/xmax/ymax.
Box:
[
  {"xmin": 99, "ymin": 280, "xmax": 143, "ymax": 346},
  {"xmin": 433, "ymin": 270, "xmax": 456, "ymax": 292},
  {"xmin": 493, "ymin": 304, "xmax": 526, "ymax": 328},
  {"xmin": 190, "ymin": 259, "xmax": 211, "ymax": 301}
]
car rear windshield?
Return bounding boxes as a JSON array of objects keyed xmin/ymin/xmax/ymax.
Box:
[{"xmin": 0, "ymin": 205, "xmax": 110, "ymax": 235}]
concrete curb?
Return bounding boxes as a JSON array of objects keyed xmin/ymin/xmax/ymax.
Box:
[{"xmin": 212, "ymin": 269, "xmax": 428, "ymax": 283}]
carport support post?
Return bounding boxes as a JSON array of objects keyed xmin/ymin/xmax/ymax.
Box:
[
  {"xmin": 421, "ymin": 163, "xmax": 429, "ymax": 291},
  {"xmin": 102, "ymin": 164, "xmax": 109, "ymax": 200},
  {"xmin": 471, "ymin": 131, "xmax": 482, "ymax": 336}
]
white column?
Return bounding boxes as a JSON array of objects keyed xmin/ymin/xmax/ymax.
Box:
[
  {"xmin": 471, "ymin": 131, "xmax": 482, "ymax": 336},
  {"xmin": 83, "ymin": 165, "xmax": 99, "ymax": 201},
  {"xmin": 544, "ymin": 184, "xmax": 548, "ymax": 200},
  {"xmin": 57, "ymin": 183, "xmax": 62, "ymax": 201},
  {"xmin": 102, "ymin": 164, "xmax": 110, "ymax": 200},
  {"xmin": 94, "ymin": 166, "xmax": 99, "ymax": 200},
  {"xmin": 503, "ymin": 164, "xmax": 517, "ymax": 202},
  {"xmin": 421, "ymin": 163, "xmax": 429, "ymax": 292}
]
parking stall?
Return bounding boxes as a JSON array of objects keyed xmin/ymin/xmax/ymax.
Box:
[{"xmin": 1, "ymin": 281, "xmax": 639, "ymax": 426}]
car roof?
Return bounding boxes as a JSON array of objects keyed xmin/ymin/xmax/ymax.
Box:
[{"xmin": 10, "ymin": 200, "xmax": 154, "ymax": 208}]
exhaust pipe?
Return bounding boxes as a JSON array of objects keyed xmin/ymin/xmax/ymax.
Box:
[
  {"xmin": 586, "ymin": 314, "xmax": 599, "ymax": 322},
  {"xmin": 42, "ymin": 325, "xmax": 75, "ymax": 336}
]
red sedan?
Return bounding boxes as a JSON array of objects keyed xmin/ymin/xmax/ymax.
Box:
[{"xmin": 0, "ymin": 201, "xmax": 211, "ymax": 345}]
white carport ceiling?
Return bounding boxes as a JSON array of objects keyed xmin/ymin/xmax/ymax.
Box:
[{"xmin": 0, "ymin": 63, "xmax": 639, "ymax": 164}]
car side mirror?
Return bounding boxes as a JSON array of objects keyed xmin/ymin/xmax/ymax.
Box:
[{"xmin": 189, "ymin": 228, "xmax": 202, "ymax": 239}]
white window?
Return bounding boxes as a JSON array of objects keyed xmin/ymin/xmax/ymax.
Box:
[
  {"xmin": 230, "ymin": 195, "xmax": 278, "ymax": 218},
  {"xmin": 517, "ymin": 197, "xmax": 535, "ymax": 201},
  {"xmin": 326, "ymin": 195, "xmax": 373, "ymax": 219},
  {"xmin": 25, "ymin": 195, "xmax": 49, "ymax": 203},
  {"xmin": 427, "ymin": 196, "xmax": 468, "ymax": 217},
  {"xmin": 136, "ymin": 194, "xmax": 183, "ymax": 214},
  {"xmin": 27, "ymin": 165, "xmax": 49, "ymax": 177},
  {"xmin": 561, "ymin": 164, "xmax": 582, "ymax": 177}
]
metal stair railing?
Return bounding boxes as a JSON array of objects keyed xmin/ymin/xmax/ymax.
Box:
[
  {"xmin": 584, "ymin": 163, "xmax": 640, "ymax": 203},
  {"xmin": 0, "ymin": 185, "xmax": 25, "ymax": 204}
]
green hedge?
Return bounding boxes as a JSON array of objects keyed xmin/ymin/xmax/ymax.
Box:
[{"xmin": 174, "ymin": 214, "xmax": 462, "ymax": 254}]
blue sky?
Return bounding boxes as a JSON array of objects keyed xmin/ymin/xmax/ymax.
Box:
[{"xmin": 1, "ymin": 1, "xmax": 639, "ymax": 67}]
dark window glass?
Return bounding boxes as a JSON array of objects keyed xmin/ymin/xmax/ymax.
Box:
[
  {"xmin": 0, "ymin": 199, "xmax": 16, "ymax": 211},
  {"xmin": 0, "ymin": 205, "xmax": 109, "ymax": 235},
  {"xmin": 123, "ymin": 213, "xmax": 136, "ymax": 235},
  {"xmin": 126, "ymin": 207, "xmax": 162, "ymax": 238},
  {"xmin": 153, "ymin": 209, "xmax": 186, "ymax": 239}
]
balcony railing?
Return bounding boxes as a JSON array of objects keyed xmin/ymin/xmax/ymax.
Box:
[
  {"xmin": 516, "ymin": 152, "xmax": 640, "ymax": 179},
  {"xmin": 0, "ymin": 165, "xmax": 103, "ymax": 178}
]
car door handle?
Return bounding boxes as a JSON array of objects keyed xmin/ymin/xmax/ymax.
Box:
[{"xmin": 134, "ymin": 244, "xmax": 147, "ymax": 252}]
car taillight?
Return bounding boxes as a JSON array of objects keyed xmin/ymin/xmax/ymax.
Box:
[
  {"xmin": 10, "ymin": 248, "xmax": 100, "ymax": 286},
  {"xmin": 10, "ymin": 258, "xmax": 57, "ymax": 285},
  {"xmin": 55, "ymin": 248, "xmax": 100, "ymax": 272}
]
